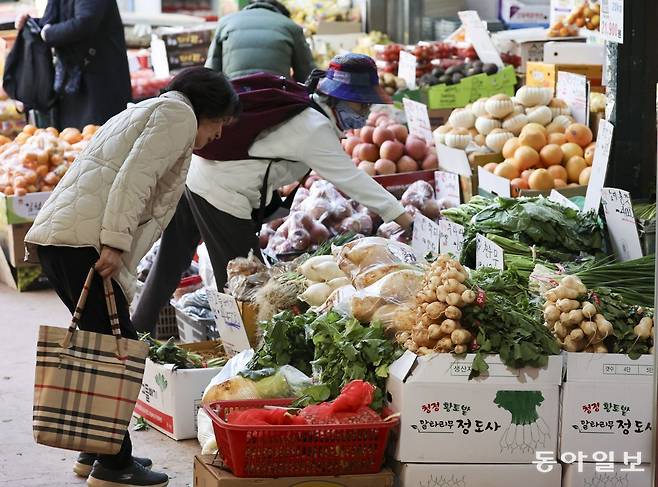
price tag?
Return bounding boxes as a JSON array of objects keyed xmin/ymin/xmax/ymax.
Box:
[
  {"xmin": 584, "ymin": 119, "xmax": 614, "ymax": 213},
  {"xmin": 600, "ymin": 0, "xmax": 624, "ymax": 44},
  {"xmin": 412, "ymin": 213, "xmax": 440, "ymax": 259},
  {"xmin": 398, "ymin": 51, "xmax": 417, "ymax": 90},
  {"xmin": 435, "ymin": 171, "xmax": 461, "ymax": 208},
  {"xmin": 207, "ymin": 290, "xmax": 251, "ymax": 357},
  {"xmin": 556, "ymin": 71, "xmax": 589, "ymax": 125},
  {"xmin": 150, "ymin": 35, "xmax": 170, "ymax": 78},
  {"xmin": 476, "ymin": 234, "xmax": 504, "ymax": 270},
  {"xmin": 439, "ymin": 220, "xmax": 465, "ymax": 257},
  {"xmin": 458, "ymin": 10, "xmax": 504, "ymax": 68},
  {"xmin": 601, "ymin": 188, "xmax": 642, "ymax": 261},
  {"xmin": 436, "ymin": 143, "xmax": 472, "ymax": 176},
  {"xmin": 12, "ymin": 192, "xmax": 50, "ymax": 220},
  {"xmin": 477, "ymin": 166, "xmax": 511, "ymax": 198},
  {"xmin": 549, "ymin": 189, "xmax": 580, "ymax": 211},
  {"xmin": 403, "ymin": 98, "xmax": 432, "ymax": 145}
]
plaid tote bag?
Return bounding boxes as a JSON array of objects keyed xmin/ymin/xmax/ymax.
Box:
[{"xmin": 33, "ymin": 268, "xmax": 148, "ymax": 454}]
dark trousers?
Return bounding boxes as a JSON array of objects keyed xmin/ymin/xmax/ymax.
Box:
[
  {"xmin": 131, "ymin": 187, "xmax": 260, "ymax": 334},
  {"xmin": 38, "ymin": 245, "xmax": 135, "ymax": 470}
]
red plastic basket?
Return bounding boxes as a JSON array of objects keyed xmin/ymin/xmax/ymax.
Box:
[{"xmin": 203, "ymin": 399, "xmax": 398, "ymax": 478}]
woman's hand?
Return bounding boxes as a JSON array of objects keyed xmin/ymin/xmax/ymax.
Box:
[
  {"xmin": 15, "ymin": 13, "xmax": 29, "ymax": 30},
  {"xmin": 95, "ymin": 246, "xmax": 123, "ymax": 279}
]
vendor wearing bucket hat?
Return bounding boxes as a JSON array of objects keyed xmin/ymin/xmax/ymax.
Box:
[{"xmin": 310, "ymin": 53, "xmax": 392, "ymax": 131}]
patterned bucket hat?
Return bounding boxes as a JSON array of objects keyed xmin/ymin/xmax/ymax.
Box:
[{"xmin": 317, "ymin": 53, "xmax": 391, "ymax": 105}]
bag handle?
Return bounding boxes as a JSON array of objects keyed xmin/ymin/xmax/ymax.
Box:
[{"xmin": 62, "ymin": 268, "xmax": 125, "ymax": 357}]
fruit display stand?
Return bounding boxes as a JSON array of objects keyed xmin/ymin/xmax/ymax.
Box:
[{"xmin": 0, "ymin": 191, "xmax": 52, "ymax": 291}]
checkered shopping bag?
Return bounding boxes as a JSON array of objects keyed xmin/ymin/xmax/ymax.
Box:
[{"xmin": 33, "ymin": 268, "xmax": 148, "ymax": 454}]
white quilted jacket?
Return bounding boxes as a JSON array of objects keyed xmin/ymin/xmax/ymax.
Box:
[{"xmin": 25, "ymin": 91, "xmax": 197, "ymax": 300}]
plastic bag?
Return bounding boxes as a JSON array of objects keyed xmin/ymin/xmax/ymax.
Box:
[
  {"xmin": 197, "ymin": 243, "xmax": 215, "ymax": 290},
  {"xmin": 226, "ymin": 250, "xmax": 266, "ymax": 281},
  {"xmin": 335, "ymin": 237, "xmax": 419, "ymax": 288},
  {"xmin": 317, "ymin": 284, "xmax": 357, "ymax": 316},
  {"xmin": 350, "ymin": 268, "xmax": 424, "ymax": 323},
  {"xmin": 136, "ymin": 240, "xmax": 161, "ymax": 282}
]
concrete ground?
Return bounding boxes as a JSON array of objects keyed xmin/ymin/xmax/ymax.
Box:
[{"xmin": 0, "ymin": 285, "xmax": 200, "ymax": 487}]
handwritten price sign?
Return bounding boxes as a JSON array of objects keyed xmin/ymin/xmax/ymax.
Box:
[
  {"xmin": 207, "ymin": 290, "xmax": 251, "ymax": 356},
  {"xmin": 439, "ymin": 220, "xmax": 465, "ymax": 257},
  {"xmin": 600, "ymin": 0, "xmax": 624, "ymax": 44},
  {"xmin": 476, "ymin": 234, "xmax": 504, "ymax": 270},
  {"xmin": 601, "ymin": 188, "xmax": 642, "ymax": 261},
  {"xmin": 403, "ymin": 98, "xmax": 433, "ymax": 145},
  {"xmin": 412, "ymin": 213, "xmax": 441, "ymax": 259}
]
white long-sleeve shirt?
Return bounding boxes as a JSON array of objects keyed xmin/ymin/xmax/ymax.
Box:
[{"xmin": 186, "ymin": 95, "xmax": 405, "ymax": 222}]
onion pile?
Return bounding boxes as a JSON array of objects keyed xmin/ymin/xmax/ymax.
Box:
[{"xmin": 398, "ymin": 255, "xmax": 476, "ymax": 355}]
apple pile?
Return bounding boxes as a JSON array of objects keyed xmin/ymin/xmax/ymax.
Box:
[
  {"xmin": 0, "ymin": 124, "xmax": 99, "ymax": 196},
  {"xmin": 375, "ymin": 41, "xmax": 476, "ymax": 77},
  {"xmin": 343, "ymin": 111, "xmax": 437, "ymax": 176},
  {"xmin": 131, "ymin": 69, "xmax": 173, "ymax": 100}
]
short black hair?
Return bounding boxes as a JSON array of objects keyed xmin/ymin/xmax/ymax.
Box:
[
  {"xmin": 164, "ymin": 67, "xmax": 241, "ymax": 121},
  {"xmin": 247, "ymin": 0, "xmax": 291, "ymax": 18}
]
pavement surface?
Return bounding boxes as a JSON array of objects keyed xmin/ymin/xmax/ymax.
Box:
[{"xmin": 0, "ymin": 285, "xmax": 200, "ymax": 487}]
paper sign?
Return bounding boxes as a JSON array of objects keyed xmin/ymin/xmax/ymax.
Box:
[
  {"xmin": 476, "ymin": 234, "xmax": 504, "ymax": 270},
  {"xmin": 403, "ymin": 98, "xmax": 432, "ymax": 145},
  {"xmin": 436, "ymin": 144, "xmax": 472, "ymax": 176},
  {"xmin": 439, "ymin": 220, "xmax": 465, "ymax": 257},
  {"xmin": 150, "ymin": 35, "xmax": 170, "ymax": 79},
  {"xmin": 458, "ymin": 10, "xmax": 504, "ymax": 68},
  {"xmin": 584, "ymin": 119, "xmax": 614, "ymax": 213},
  {"xmin": 601, "ymin": 188, "xmax": 642, "ymax": 261},
  {"xmin": 549, "ymin": 189, "xmax": 579, "ymax": 211},
  {"xmin": 412, "ymin": 213, "xmax": 441, "ymax": 259},
  {"xmin": 207, "ymin": 290, "xmax": 251, "ymax": 357},
  {"xmin": 556, "ymin": 71, "xmax": 589, "ymax": 125},
  {"xmin": 600, "ymin": 0, "xmax": 624, "ymax": 44},
  {"xmin": 398, "ymin": 51, "xmax": 417, "ymax": 90},
  {"xmin": 10, "ymin": 192, "xmax": 50, "ymax": 219},
  {"xmin": 435, "ymin": 171, "xmax": 461, "ymax": 208},
  {"xmin": 477, "ymin": 166, "xmax": 511, "ymax": 198}
]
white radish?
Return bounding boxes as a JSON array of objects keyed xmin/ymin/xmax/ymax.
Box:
[
  {"xmin": 454, "ymin": 344, "xmax": 468, "ymax": 354},
  {"xmin": 581, "ymin": 302, "xmax": 596, "ymax": 319},
  {"xmin": 580, "ymin": 321, "xmax": 597, "ymax": 337},
  {"xmin": 439, "ymin": 319, "xmax": 460, "ymax": 335},
  {"xmin": 557, "ymin": 299, "xmax": 581, "ymax": 312},
  {"xmin": 569, "ymin": 328, "xmax": 585, "ymax": 341},
  {"xmin": 451, "ymin": 328, "xmax": 472, "ymax": 345},
  {"xmin": 634, "ymin": 317, "xmax": 653, "ymax": 339},
  {"xmin": 446, "ymin": 292, "xmax": 463, "ymax": 307},
  {"xmin": 544, "ymin": 304, "xmax": 560, "ymax": 322},
  {"xmin": 445, "ymin": 305, "xmax": 462, "ymax": 320},
  {"xmin": 461, "ymin": 289, "xmax": 476, "ymax": 305},
  {"xmin": 428, "ymin": 324, "xmax": 442, "ymax": 340},
  {"xmin": 426, "ymin": 301, "xmax": 446, "ymax": 320},
  {"xmin": 555, "ymin": 285, "xmax": 579, "ymax": 300}
]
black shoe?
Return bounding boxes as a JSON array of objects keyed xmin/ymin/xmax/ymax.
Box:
[
  {"xmin": 74, "ymin": 453, "xmax": 153, "ymax": 478},
  {"xmin": 87, "ymin": 461, "xmax": 167, "ymax": 487}
]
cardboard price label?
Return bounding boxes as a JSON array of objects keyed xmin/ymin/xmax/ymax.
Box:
[
  {"xmin": 477, "ymin": 166, "xmax": 511, "ymax": 198},
  {"xmin": 549, "ymin": 189, "xmax": 579, "ymax": 211},
  {"xmin": 398, "ymin": 51, "xmax": 417, "ymax": 90},
  {"xmin": 601, "ymin": 188, "xmax": 642, "ymax": 261},
  {"xmin": 600, "ymin": 0, "xmax": 624, "ymax": 44},
  {"xmin": 435, "ymin": 171, "xmax": 460, "ymax": 208},
  {"xmin": 436, "ymin": 144, "xmax": 472, "ymax": 176},
  {"xmin": 207, "ymin": 290, "xmax": 251, "ymax": 356},
  {"xmin": 458, "ymin": 10, "xmax": 504, "ymax": 68},
  {"xmin": 476, "ymin": 234, "xmax": 504, "ymax": 270},
  {"xmin": 439, "ymin": 220, "xmax": 465, "ymax": 257},
  {"xmin": 403, "ymin": 98, "xmax": 432, "ymax": 145},
  {"xmin": 584, "ymin": 119, "xmax": 614, "ymax": 213},
  {"xmin": 412, "ymin": 213, "xmax": 440, "ymax": 259},
  {"xmin": 556, "ymin": 71, "xmax": 589, "ymax": 125}
]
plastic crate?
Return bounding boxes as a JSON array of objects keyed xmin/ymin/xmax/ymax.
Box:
[
  {"xmin": 174, "ymin": 304, "xmax": 215, "ymax": 343},
  {"xmin": 132, "ymin": 281, "xmax": 179, "ymax": 339},
  {"xmin": 203, "ymin": 399, "xmax": 397, "ymax": 478}
]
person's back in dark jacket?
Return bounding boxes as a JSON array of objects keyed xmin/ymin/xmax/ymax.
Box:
[
  {"xmin": 40, "ymin": 0, "xmax": 131, "ymax": 130},
  {"xmin": 206, "ymin": 0, "xmax": 315, "ymax": 82}
]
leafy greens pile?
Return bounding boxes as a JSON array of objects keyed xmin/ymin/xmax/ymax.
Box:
[
  {"xmin": 444, "ymin": 197, "xmax": 604, "ymax": 267},
  {"xmin": 462, "ymin": 268, "xmax": 560, "ymax": 378}
]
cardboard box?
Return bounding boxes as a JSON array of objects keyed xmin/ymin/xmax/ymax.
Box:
[
  {"xmin": 0, "ymin": 222, "xmax": 30, "ymax": 267},
  {"xmin": 559, "ymin": 353, "xmax": 654, "ymax": 460},
  {"xmin": 394, "ymin": 462, "xmax": 562, "ymax": 487},
  {"xmin": 194, "ymin": 455, "xmax": 395, "ymax": 487},
  {"xmin": 158, "ymin": 27, "xmax": 214, "ymax": 50},
  {"xmin": 562, "ymin": 462, "xmax": 651, "ymax": 487},
  {"xmin": 500, "ymin": 0, "xmax": 550, "ymax": 28},
  {"xmin": 234, "ymin": 300, "xmax": 259, "ymax": 347},
  {"xmin": 0, "ymin": 191, "xmax": 51, "ymax": 225},
  {"xmin": 167, "ymin": 45, "xmax": 208, "ymax": 70},
  {"xmin": 526, "ymin": 61, "xmax": 603, "ymax": 90},
  {"xmin": 387, "ymin": 351, "xmax": 562, "ymax": 463},
  {"xmin": 133, "ymin": 341, "xmax": 223, "ymax": 440},
  {"xmin": 0, "ymin": 249, "xmax": 49, "ymax": 291},
  {"xmin": 518, "ymin": 184, "xmax": 587, "ymax": 198}
]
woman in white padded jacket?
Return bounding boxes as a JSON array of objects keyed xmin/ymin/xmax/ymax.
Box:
[{"xmin": 24, "ymin": 67, "xmax": 239, "ymax": 487}]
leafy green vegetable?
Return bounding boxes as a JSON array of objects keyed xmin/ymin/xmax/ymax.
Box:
[
  {"xmin": 296, "ymin": 312, "xmax": 403, "ymax": 410},
  {"xmin": 310, "ymin": 232, "xmax": 358, "ymax": 257},
  {"xmin": 456, "ymin": 197, "xmax": 604, "ymax": 267},
  {"xmin": 140, "ymin": 334, "xmax": 212, "ymax": 369},
  {"xmin": 463, "ymin": 269, "xmax": 560, "ymax": 378},
  {"xmin": 246, "ymin": 310, "xmax": 316, "ymax": 376},
  {"xmin": 133, "ymin": 417, "xmax": 150, "ymax": 431},
  {"xmin": 441, "ymin": 195, "xmax": 490, "ymax": 226}
]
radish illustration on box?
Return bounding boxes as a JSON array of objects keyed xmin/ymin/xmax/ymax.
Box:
[{"xmin": 495, "ymin": 390, "xmax": 551, "ymax": 453}]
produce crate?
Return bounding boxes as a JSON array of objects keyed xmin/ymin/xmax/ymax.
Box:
[
  {"xmin": 373, "ymin": 170, "xmax": 437, "ymax": 199},
  {"xmin": 174, "ymin": 303, "xmax": 215, "ymax": 343},
  {"xmin": 132, "ymin": 280, "xmax": 178, "ymax": 339},
  {"xmin": 204, "ymin": 399, "xmax": 398, "ymax": 478}
]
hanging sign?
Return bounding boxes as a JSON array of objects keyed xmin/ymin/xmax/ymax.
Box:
[
  {"xmin": 583, "ymin": 119, "xmax": 614, "ymax": 213},
  {"xmin": 601, "ymin": 188, "xmax": 642, "ymax": 261},
  {"xmin": 556, "ymin": 71, "xmax": 589, "ymax": 125}
]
